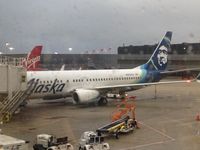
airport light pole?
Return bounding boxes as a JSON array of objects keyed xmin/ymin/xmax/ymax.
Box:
[
  {"xmin": 4, "ymin": 43, "xmax": 10, "ymax": 55},
  {"xmin": 68, "ymin": 47, "xmax": 72, "ymax": 53},
  {"xmin": 1, "ymin": 42, "xmax": 15, "ymax": 55},
  {"xmin": 8, "ymin": 47, "xmax": 14, "ymax": 53}
]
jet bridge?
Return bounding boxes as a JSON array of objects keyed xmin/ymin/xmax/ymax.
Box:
[{"xmin": 0, "ymin": 56, "xmax": 34, "ymax": 123}]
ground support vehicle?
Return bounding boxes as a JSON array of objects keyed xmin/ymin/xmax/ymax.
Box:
[
  {"xmin": 0, "ymin": 133, "xmax": 29, "ymax": 150},
  {"xmin": 33, "ymin": 134, "xmax": 73, "ymax": 150},
  {"xmin": 79, "ymin": 131, "xmax": 110, "ymax": 150},
  {"xmin": 96, "ymin": 116, "xmax": 137, "ymax": 139}
]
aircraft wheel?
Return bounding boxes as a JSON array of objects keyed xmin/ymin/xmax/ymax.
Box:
[
  {"xmin": 115, "ymin": 132, "xmax": 119, "ymax": 139},
  {"xmin": 79, "ymin": 147, "xmax": 83, "ymax": 150},
  {"xmin": 20, "ymin": 101, "xmax": 28, "ymax": 107},
  {"xmin": 98, "ymin": 97, "xmax": 108, "ymax": 106}
]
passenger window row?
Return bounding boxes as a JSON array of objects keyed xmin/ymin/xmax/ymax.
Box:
[
  {"xmin": 38, "ymin": 76, "xmax": 141, "ymax": 84},
  {"xmin": 39, "ymin": 80, "xmax": 69, "ymax": 84},
  {"xmin": 72, "ymin": 76, "xmax": 141, "ymax": 82}
]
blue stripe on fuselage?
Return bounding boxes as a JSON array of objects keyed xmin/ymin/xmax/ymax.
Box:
[{"xmin": 138, "ymin": 66, "xmax": 161, "ymax": 83}]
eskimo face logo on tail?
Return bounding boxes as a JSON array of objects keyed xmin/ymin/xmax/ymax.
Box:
[{"xmin": 157, "ymin": 45, "xmax": 168, "ymax": 67}]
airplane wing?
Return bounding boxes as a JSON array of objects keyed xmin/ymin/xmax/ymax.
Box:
[
  {"xmin": 92, "ymin": 79, "xmax": 193, "ymax": 90},
  {"xmin": 92, "ymin": 73, "xmax": 200, "ymax": 90},
  {"xmin": 160, "ymin": 68, "xmax": 200, "ymax": 74}
]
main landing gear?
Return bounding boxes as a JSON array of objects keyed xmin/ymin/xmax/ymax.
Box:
[{"xmin": 98, "ymin": 97, "xmax": 108, "ymax": 106}]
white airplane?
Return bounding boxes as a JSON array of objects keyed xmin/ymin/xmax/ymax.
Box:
[{"xmin": 27, "ymin": 31, "xmax": 192, "ymax": 105}]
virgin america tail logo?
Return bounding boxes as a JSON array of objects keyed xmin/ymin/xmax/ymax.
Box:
[
  {"xmin": 21, "ymin": 45, "xmax": 42, "ymax": 70},
  {"xmin": 25, "ymin": 56, "xmax": 41, "ymax": 69}
]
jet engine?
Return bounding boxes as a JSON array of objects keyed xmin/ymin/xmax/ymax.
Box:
[{"xmin": 73, "ymin": 89, "xmax": 100, "ymax": 104}]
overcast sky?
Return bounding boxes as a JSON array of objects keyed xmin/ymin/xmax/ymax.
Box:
[{"xmin": 0, "ymin": 0, "xmax": 200, "ymax": 54}]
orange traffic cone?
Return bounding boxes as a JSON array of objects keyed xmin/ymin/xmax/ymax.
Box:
[{"xmin": 196, "ymin": 114, "xmax": 200, "ymax": 121}]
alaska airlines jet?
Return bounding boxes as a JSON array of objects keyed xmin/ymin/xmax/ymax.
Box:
[{"xmin": 26, "ymin": 32, "xmax": 191, "ymax": 105}]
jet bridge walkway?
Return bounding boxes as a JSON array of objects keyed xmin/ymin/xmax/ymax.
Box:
[
  {"xmin": 0, "ymin": 80, "xmax": 35, "ymax": 123},
  {"xmin": 0, "ymin": 59, "xmax": 33, "ymax": 123}
]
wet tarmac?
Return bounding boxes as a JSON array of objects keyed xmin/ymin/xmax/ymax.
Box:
[{"xmin": 1, "ymin": 82, "xmax": 200, "ymax": 150}]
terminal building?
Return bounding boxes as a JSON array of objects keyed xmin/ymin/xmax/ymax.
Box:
[
  {"xmin": 35, "ymin": 42, "xmax": 200, "ymax": 70},
  {"xmin": 0, "ymin": 42, "xmax": 200, "ymax": 122},
  {"xmin": 1, "ymin": 42, "xmax": 200, "ymax": 70},
  {"xmin": 118, "ymin": 42, "xmax": 200, "ymax": 69}
]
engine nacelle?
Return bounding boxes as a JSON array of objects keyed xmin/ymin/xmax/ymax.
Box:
[{"xmin": 73, "ymin": 89, "xmax": 100, "ymax": 104}]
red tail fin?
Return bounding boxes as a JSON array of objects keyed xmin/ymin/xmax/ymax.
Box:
[{"xmin": 22, "ymin": 46, "xmax": 42, "ymax": 71}]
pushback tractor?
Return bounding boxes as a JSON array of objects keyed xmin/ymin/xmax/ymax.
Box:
[{"xmin": 79, "ymin": 131, "xmax": 110, "ymax": 150}]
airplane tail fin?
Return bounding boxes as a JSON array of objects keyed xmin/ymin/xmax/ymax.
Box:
[
  {"xmin": 22, "ymin": 46, "xmax": 42, "ymax": 71},
  {"xmin": 60, "ymin": 64, "xmax": 65, "ymax": 71},
  {"xmin": 141, "ymin": 31, "xmax": 172, "ymax": 71}
]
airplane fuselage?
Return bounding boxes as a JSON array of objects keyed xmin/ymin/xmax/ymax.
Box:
[
  {"xmin": 26, "ymin": 31, "xmax": 172, "ymax": 104},
  {"xmin": 27, "ymin": 68, "xmax": 155, "ymax": 99}
]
